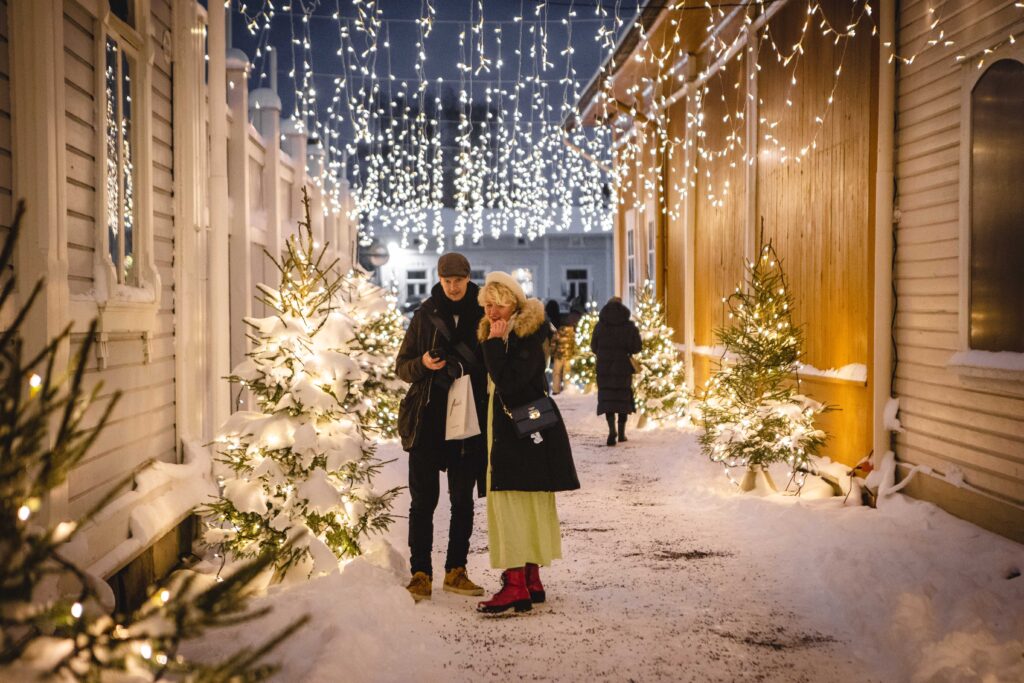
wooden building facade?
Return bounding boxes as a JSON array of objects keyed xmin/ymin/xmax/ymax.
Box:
[
  {"xmin": 6, "ymin": 0, "xmax": 355, "ymax": 603},
  {"xmin": 576, "ymin": 0, "xmax": 1024, "ymax": 542}
]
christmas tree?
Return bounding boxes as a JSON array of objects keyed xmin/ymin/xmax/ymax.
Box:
[
  {"xmin": 567, "ymin": 302, "xmax": 599, "ymax": 391},
  {"xmin": 206, "ymin": 189, "xmax": 399, "ymax": 579},
  {"xmin": 698, "ymin": 230, "xmax": 829, "ymax": 489},
  {"xmin": 0, "ymin": 203, "xmax": 303, "ymax": 681},
  {"xmin": 335, "ymin": 272, "xmax": 407, "ymax": 440},
  {"xmin": 633, "ymin": 281, "xmax": 689, "ymax": 426}
]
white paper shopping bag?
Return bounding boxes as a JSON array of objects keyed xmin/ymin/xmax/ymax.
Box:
[{"xmin": 445, "ymin": 374, "xmax": 481, "ymax": 440}]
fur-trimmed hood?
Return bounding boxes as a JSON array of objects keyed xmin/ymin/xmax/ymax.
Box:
[{"xmin": 477, "ymin": 298, "xmax": 546, "ymax": 342}]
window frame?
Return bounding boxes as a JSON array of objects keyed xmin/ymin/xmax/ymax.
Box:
[
  {"xmin": 77, "ymin": 1, "xmax": 160, "ymax": 327},
  {"xmin": 404, "ymin": 268, "xmax": 430, "ymax": 305},
  {"xmin": 564, "ymin": 266, "xmax": 590, "ymax": 303},
  {"xmin": 952, "ymin": 42, "xmax": 1024, "ymax": 382}
]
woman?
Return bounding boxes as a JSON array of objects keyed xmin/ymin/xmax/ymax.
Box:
[
  {"xmin": 476, "ymin": 272, "xmax": 580, "ymax": 614},
  {"xmin": 591, "ymin": 296, "xmax": 642, "ymax": 446}
]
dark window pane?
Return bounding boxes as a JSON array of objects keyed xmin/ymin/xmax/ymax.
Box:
[
  {"xmin": 970, "ymin": 59, "xmax": 1024, "ymax": 352},
  {"xmin": 110, "ymin": 0, "xmax": 135, "ymax": 27}
]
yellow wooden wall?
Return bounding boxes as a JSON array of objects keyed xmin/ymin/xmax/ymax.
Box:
[
  {"xmin": 613, "ymin": 0, "xmax": 877, "ymax": 466},
  {"xmin": 693, "ymin": 49, "xmax": 748, "ymax": 386},
  {"xmin": 753, "ymin": 0, "xmax": 876, "ymax": 464}
]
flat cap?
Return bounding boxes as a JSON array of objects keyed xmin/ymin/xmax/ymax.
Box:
[{"xmin": 437, "ymin": 252, "xmax": 471, "ymax": 278}]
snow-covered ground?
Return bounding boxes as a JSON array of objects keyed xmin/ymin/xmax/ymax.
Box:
[{"xmin": 186, "ymin": 393, "xmax": 1024, "ymax": 682}]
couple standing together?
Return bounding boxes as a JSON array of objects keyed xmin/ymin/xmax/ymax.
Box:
[{"xmin": 395, "ymin": 253, "xmax": 580, "ymax": 613}]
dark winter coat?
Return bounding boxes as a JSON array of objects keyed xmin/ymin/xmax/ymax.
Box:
[
  {"xmin": 591, "ymin": 300, "xmax": 642, "ymax": 415},
  {"xmin": 479, "ymin": 299, "xmax": 581, "ymax": 494},
  {"xmin": 395, "ymin": 282, "xmax": 487, "ymax": 491}
]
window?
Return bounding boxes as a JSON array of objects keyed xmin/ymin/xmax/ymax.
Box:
[
  {"xmin": 109, "ymin": 0, "xmax": 137, "ymax": 26},
  {"xmin": 405, "ymin": 269, "xmax": 429, "ymax": 303},
  {"xmin": 104, "ymin": 34, "xmax": 139, "ymax": 286},
  {"xmin": 968, "ymin": 59, "xmax": 1024, "ymax": 353},
  {"xmin": 626, "ymin": 215, "xmax": 636, "ymax": 307},
  {"xmin": 566, "ymin": 267, "xmax": 589, "ymax": 303},
  {"xmin": 513, "ymin": 268, "xmax": 535, "ymax": 297},
  {"xmin": 470, "ymin": 268, "xmax": 486, "ymax": 283}
]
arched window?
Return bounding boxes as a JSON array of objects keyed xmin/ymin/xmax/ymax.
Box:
[{"xmin": 969, "ymin": 59, "xmax": 1024, "ymax": 353}]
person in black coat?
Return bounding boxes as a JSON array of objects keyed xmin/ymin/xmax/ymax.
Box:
[
  {"xmin": 395, "ymin": 253, "xmax": 488, "ymax": 602},
  {"xmin": 475, "ymin": 272, "xmax": 580, "ymax": 614},
  {"xmin": 591, "ymin": 296, "xmax": 642, "ymax": 446}
]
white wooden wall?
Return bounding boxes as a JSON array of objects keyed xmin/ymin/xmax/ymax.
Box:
[
  {"xmin": 62, "ymin": 0, "xmax": 178, "ymax": 554},
  {"xmin": 3, "ymin": 0, "xmax": 356, "ymax": 575},
  {"xmin": 894, "ymin": 0, "xmax": 1024, "ymax": 507}
]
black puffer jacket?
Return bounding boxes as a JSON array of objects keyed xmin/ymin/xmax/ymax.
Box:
[
  {"xmin": 480, "ymin": 299, "xmax": 581, "ymax": 493},
  {"xmin": 395, "ymin": 283, "xmax": 487, "ymax": 487},
  {"xmin": 591, "ymin": 299, "xmax": 642, "ymax": 415}
]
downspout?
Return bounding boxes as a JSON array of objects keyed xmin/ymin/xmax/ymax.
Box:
[
  {"xmin": 207, "ymin": 2, "xmax": 231, "ymax": 434},
  {"xmin": 872, "ymin": 2, "xmax": 897, "ymax": 464}
]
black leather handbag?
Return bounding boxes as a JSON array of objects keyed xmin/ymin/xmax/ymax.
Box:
[{"xmin": 503, "ymin": 395, "xmax": 560, "ymax": 439}]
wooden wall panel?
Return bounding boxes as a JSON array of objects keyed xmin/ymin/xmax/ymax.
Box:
[
  {"xmin": 64, "ymin": 1, "xmax": 96, "ymax": 296},
  {"xmin": 663, "ymin": 98, "xmax": 687, "ymax": 343},
  {"xmin": 0, "ymin": 0, "xmax": 11, "ymax": 302},
  {"xmin": 894, "ymin": 0, "xmax": 1024, "ymax": 509},
  {"xmin": 751, "ymin": 0, "xmax": 875, "ymax": 465},
  {"xmin": 693, "ymin": 48, "xmax": 746, "ymax": 361},
  {"xmin": 68, "ymin": 0, "xmax": 177, "ymax": 523}
]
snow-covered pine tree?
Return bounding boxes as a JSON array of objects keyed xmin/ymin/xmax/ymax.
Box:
[
  {"xmin": 0, "ymin": 203, "xmax": 303, "ymax": 682},
  {"xmin": 698, "ymin": 231, "xmax": 829, "ymax": 489},
  {"xmin": 568, "ymin": 302, "xmax": 599, "ymax": 391},
  {"xmin": 335, "ymin": 272, "xmax": 407, "ymax": 440},
  {"xmin": 207, "ymin": 189, "xmax": 399, "ymax": 579},
  {"xmin": 633, "ymin": 281, "xmax": 688, "ymax": 426}
]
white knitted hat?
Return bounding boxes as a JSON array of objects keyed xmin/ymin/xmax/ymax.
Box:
[{"xmin": 482, "ymin": 270, "xmax": 527, "ymax": 308}]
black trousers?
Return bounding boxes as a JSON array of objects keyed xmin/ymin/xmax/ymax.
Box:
[
  {"xmin": 606, "ymin": 413, "xmax": 628, "ymax": 433},
  {"xmin": 408, "ymin": 445, "xmax": 477, "ymax": 577}
]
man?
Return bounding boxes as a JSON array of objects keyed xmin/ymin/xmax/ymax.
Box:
[{"xmin": 395, "ymin": 253, "xmax": 488, "ymax": 602}]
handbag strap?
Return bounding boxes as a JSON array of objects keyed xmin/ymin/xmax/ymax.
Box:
[{"xmin": 427, "ymin": 311, "xmax": 483, "ymax": 375}]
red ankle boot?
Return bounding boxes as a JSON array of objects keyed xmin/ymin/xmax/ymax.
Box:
[
  {"xmin": 525, "ymin": 563, "xmax": 546, "ymax": 603},
  {"xmin": 476, "ymin": 568, "xmax": 531, "ymax": 614}
]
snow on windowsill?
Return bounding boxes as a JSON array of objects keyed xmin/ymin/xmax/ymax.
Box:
[{"xmin": 948, "ymin": 350, "xmax": 1024, "ymax": 381}]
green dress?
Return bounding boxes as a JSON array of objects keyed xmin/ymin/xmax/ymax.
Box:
[{"xmin": 486, "ymin": 378, "xmax": 562, "ymax": 569}]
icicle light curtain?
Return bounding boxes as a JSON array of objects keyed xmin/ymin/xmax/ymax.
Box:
[{"xmin": 230, "ymin": 1, "xmax": 1024, "ymax": 252}]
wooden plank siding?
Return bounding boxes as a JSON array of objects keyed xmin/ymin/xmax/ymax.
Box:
[
  {"xmin": 63, "ymin": 0, "xmax": 97, "ymax": 297},
  {"xmin": 662, "ymin": 98, "xmax": 687, "ymax": 347},
  {"xmin": 610, "ymin": 0, "xmax": 876, "ymax": 466},
  {"xmin": 748, "ymin": 0, "xmax": 875, "ymax": 465},
  {"xmin": 0, "ymin": 0, "xmax": 11, "ymax": 328},
  {"xmin": 893, "ymin": 0, "xmax": 1024, "ymax": 511},
  {"xmin": 65, "ymin": 0, "xmax": 178, "ymax": 531},
  {"xmin": 692, "ymin": 47, "xmax": 746, "ymax": 380}
]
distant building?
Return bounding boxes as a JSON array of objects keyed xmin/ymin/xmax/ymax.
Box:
[{"xmin": 366, "ymin": 207, "xmax": 613, "ymax": 312}]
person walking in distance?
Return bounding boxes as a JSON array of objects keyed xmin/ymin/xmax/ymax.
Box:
[
  {"xmin": 476, "ymin": 273, "xmax": 580, "ymax": 614},
  {"xmin": 395, "ymin": 253, "xmax": 488, "ymax": 602},
  {"xmin": 591, "ymin": 296, "xmax": 642, "ymax": 446}
]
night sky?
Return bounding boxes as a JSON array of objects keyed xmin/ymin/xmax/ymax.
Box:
[{"xmin": 222, "ymin": 1, "xmax": 644, "ymax": 132}]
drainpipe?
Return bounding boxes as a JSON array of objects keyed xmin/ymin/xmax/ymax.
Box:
[
  {"xmin": 207, "ymin": 1, "xmax": 230, "ymax": 432},
  {"xmin": 872, "ymin": 2, "xmax": 897, "ymax": 464}
]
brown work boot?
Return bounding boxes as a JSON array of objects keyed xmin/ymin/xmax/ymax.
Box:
[
  {"xmin": 406, "ymin": 571, "xmax": 432, "ymax": 602},
  {"xmin": 443, "ymin": 566, "xmax": 484, "ymax": 596}
]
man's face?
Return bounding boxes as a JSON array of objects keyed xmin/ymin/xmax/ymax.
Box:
[{"xmin": 441, "ymin": 276, "xmax": 469, "ymax": 302}]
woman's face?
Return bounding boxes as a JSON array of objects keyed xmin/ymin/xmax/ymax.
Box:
[{"xmin": 484, "ymin": 298, "xmax": 516, "ymax": 322}]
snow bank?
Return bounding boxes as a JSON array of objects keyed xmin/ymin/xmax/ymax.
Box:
[{"xmin": 182, "ymin": 544, "xmax": 442, "ymax": 683}]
